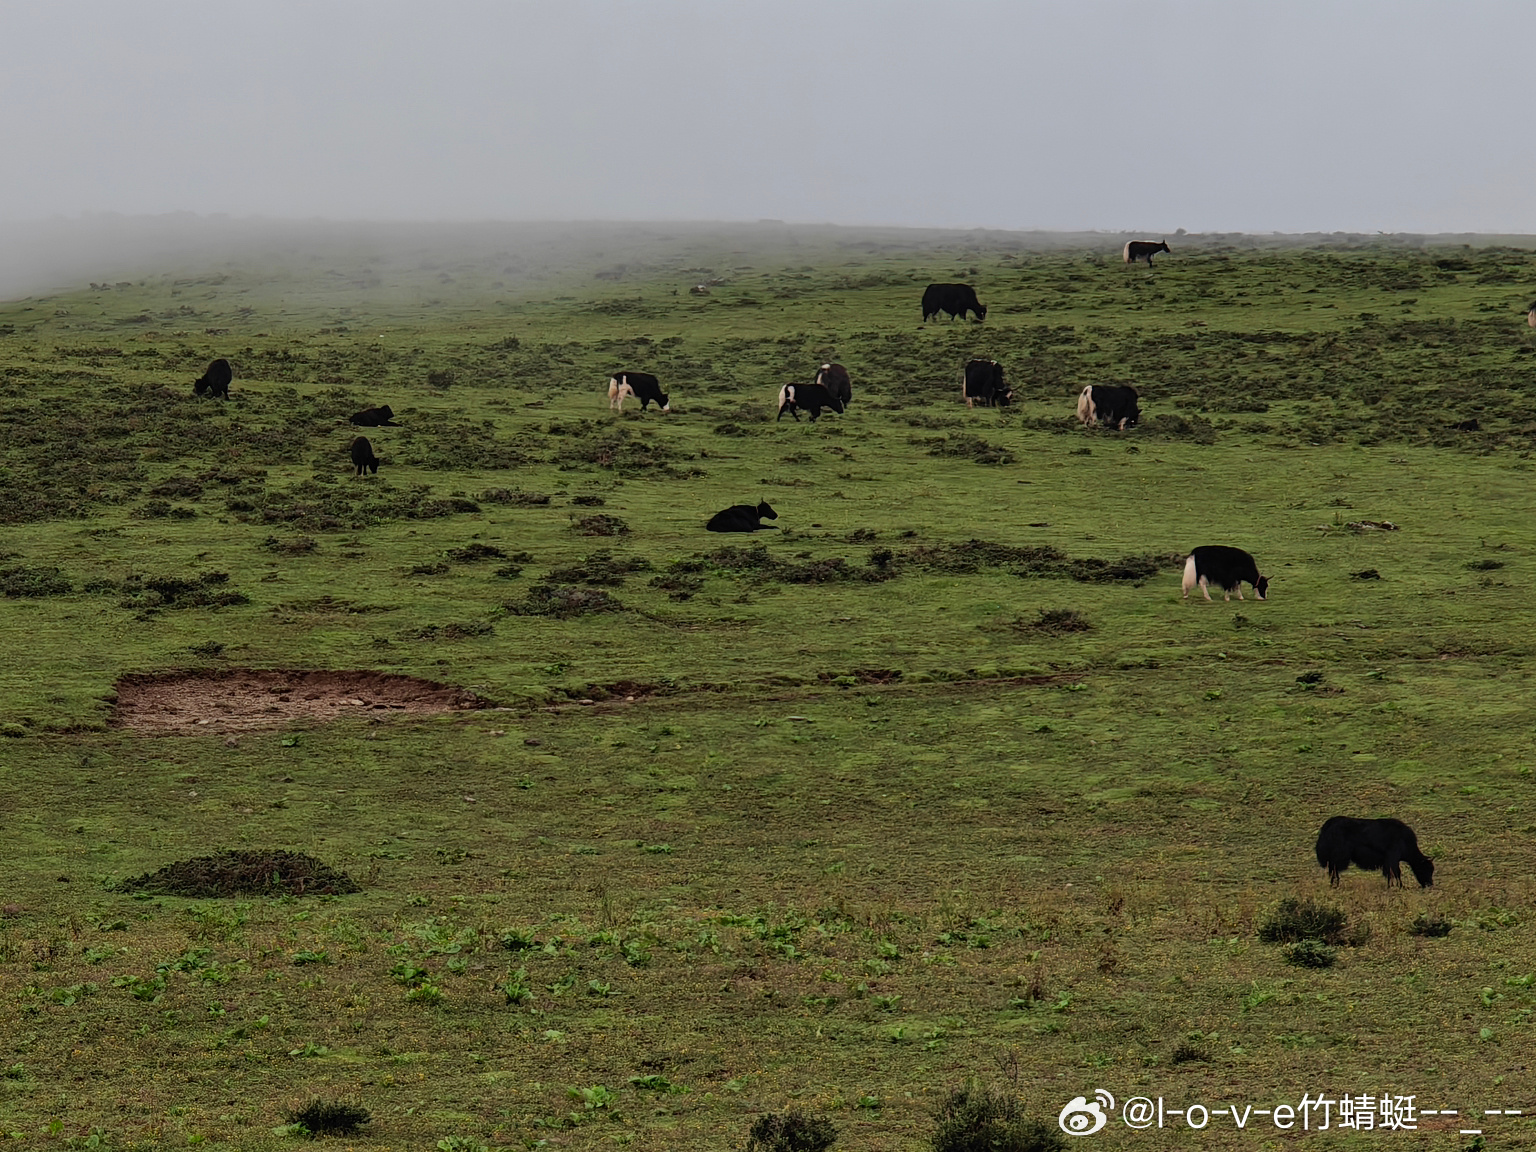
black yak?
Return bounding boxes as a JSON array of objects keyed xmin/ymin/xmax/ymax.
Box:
[
  {"xmin": 815, "ymin": 363, "xmax": 852, "ymax": 407},
  {"xmin": 350, "ymin": 405, "xmax": 397, "ymax": 427},
  {"xmin": 962, "ymin": 359, "xmax": 1012, "ymax": 408},
  {"xmin": 1315, "ymin": 816, "xmax": 1434, "ymax": 888},
  {"xmin": 1182, "ymin": 545, "xmax": 1268, "ymax": 602},
  {"xmin": 350, "ymin": 436, "xmax": 379, "ymax": 476},
  {"xmin": 193, "ymin": 358, "xmax": 232, "ymax": 399},
  {"xmin": 706, "ymin": 501, "xmax": 779, "ymax": 532},
  {"xmin": 922, "ymin": 283, "xmax": 986, "ymax": 323}
]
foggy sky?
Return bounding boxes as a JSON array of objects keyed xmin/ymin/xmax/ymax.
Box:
[{"xmin": 1, "ymin": 1, "xmax": 1531, "ymax": 234}]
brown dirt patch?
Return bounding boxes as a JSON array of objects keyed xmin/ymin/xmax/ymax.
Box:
[
  {"xmin": 117, "ymin": 849, "xmax": 360, "ymax": 897},
  {"xmin": 110, "ymin": 668, "xmax": 489, "ymax": 732}
]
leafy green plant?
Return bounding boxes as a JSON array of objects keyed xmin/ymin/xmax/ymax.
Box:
[{"xmin": 1283, "ymin": 940, "xmax": 1339, "ymax": 968}]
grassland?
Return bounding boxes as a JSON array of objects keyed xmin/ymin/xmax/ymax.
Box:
[{"xmin": 1, "ymin": 225, "xmax": 1535, "ymax": 1151}]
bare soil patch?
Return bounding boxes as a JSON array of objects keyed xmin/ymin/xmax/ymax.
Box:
[
  {"xmin": 111, "ymin": 668, "xmax": 488, "ymax": 732},
  {"xmin": 117, "ymin": 849, "xmax": 360, "ymax": 897}
]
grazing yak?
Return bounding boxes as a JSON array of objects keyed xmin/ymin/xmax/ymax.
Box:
[
  {"xmin": 1182, "ymin": 545, "xmax": 1268, "ymax": 602},
  {"xmin": 1315, "ymin": 816, "xmax": 1434, "ymax": 888},
  {"xmin": 349, "ymin": 436, "xmax": 379, "ymax": 477},
  {"xmin": 777, "ymin": 382, "xmax": 844, "ymax": 422},
  {"xmin": 815, "ymin": 363, "xmax": 852, "ymax": 407},
  {"xmin": 350, "ymin": 404, "xmax": 398, "ymax": 427},
  {"xmin": 193, "ymin": 358, "xmax": 232, "ymax": 399},
  {"xmin": 1076, "ymin": 384, "xmax": 1140, "ymax": 430},
  {"xmin": 962, "ymin": 359, "xmax": 1012, "ymax": 408},
  {"xmin": 922, "ymin": 283, "xmax": 987, "ymax": 323},
  {"xmin": 1123, "ymin": 240, "xmax": 1171, "ymax": 266},
  {"xmin": 706, "ymin": 501, "xmax": 779, "ymax": 533},
  {"xmin": 607, "ymin": 371, "xmax": 670, "ymax": 412}
]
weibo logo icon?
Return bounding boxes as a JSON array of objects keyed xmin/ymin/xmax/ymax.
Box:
[{"xmin": 1058, "ymin": 1091, "xmax": 1114, "ymax": 1136}]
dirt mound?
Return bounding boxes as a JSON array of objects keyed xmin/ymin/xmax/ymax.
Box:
[
  {"xmin": 111, "ymin": 669, "xmax": 488, "ymax": 732},
  {"xmin": 117, "ymin": 849, "xmax": 360, "ymax": 897}
]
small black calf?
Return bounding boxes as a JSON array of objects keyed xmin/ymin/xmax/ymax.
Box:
[
  {"xmin": 350, "ymin": 436, "xmax": 379, "ymax": 476},
  {"xmin": 1315, "ymin": 816, "xmax": 1434, "ymax": 888},
  {"xmin": 706, "ymin": 501, "xmax": 779, "ymax": 533},
  {"xmin": 193, "ymin": 358, "xmax": 232, "ymax": 399}
]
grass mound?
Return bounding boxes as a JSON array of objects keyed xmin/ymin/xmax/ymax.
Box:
[
  {"xmin": 745, "ymin": 1107, "xmax": 838, "ymax": 1152},
  {"xmin": 1258, "ymin": 898, "xmax": 1346, "ymax": 944},
  {"xmin": 284, "ymin": 1098, "xmax": 371, "ymax": 1137},
  {"xmin": 931, "ymin": 1085, "xmax": 1064, "ymax": 1152},
  {"xmin": 117, "ymin": 849, "xmax": 361, "ymax": 898}
]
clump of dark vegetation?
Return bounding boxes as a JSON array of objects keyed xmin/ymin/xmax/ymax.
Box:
[
  {"xmin": 931, "ymin": 1084, "xmax": 1064, "ymax": 1152},
  {"xmin": 504, "ymin": 585, "xmax": 625, "ymax": 619},
  {"xmin": 1258, "ymin": 898, "xmax": 1347, "ymax": 944},
  {"xmin": 148, "ymin": 477, "xmax": 205, "ymax": 499},
  {"xmin": 570, "ymin": 494, "xmax": 606, "ymax": 506},
  {"xmin": 1137, "ymin": 413, "xmax": 1217, "ymax": 443},
  {"xmin": 544, "ymin": 551, "xmax": 654, "ymax": 586},
  {"xmin": 571, "ymin": 513, "xmax": 631, "ymax": 537},
  {"xmin": 1282, "ymin": 939, "xmax": 1339, "ymax": 968},
  {"xmin": 131, "ymin": 500, "xmax": 197, "ymax": 520},
  {"xmin": 553, "ymin": 422, "xmax": 687, "ymax": 474},
  {"xmin": 408, "ymin": 562, "xmax": 450, "ymax": 576},
  {"xmin": 445, "ymin": 543, "xmax": 507, "ymax": 563},
  {"xmin": 187, "ymin": 641, "xmax": 226, "ymax": 658},
  {"xmin": 0, "ymin": 564, "xmax": 73, "ymax": 598},
  {"xmin": 118, "ymin": 850, "xmax": 360, "ymax": 898},
  {"xmin": 1296, "ymin": 670, "xmax": 1325, "ymax": 685},
  {"xmin": 114, "ymin": 572, "xmax": 249, "ymax": 614},
  {"xmin": 900, "ymin": 539, "xmax": 1182, "ymax": 584},
  {"xmin": 650, "ymin": 572, "xmax": 704, "ymax": 600},
  {"xmin": 283, "ymin": 1099, "xmax": 372, "ymax": 1138},
  {"xmin": 426, "ymin": 368, "xmax": 456, "ymax": 390},
  {"xmin": 913, "ymin": 434, "xmax": 1016, "ymax": 465},
  {"xmin": 1023, "ymin": 608, "xmax": 1091, "ymax": 635},
  {"xmin": 1350, "ymin": 568, "xmax": 1381, "ymax": 580},
  {"xmin": 234, "ymin": 480, "xmax": 480, "ymax": 532},
  {"xmin": 411, "ymin": 621, "xmax": 494, "ymax": 640},
  {"xmin": 745, "ymin": 1107, "xmax": 838, "ymax": 1152},
  {"xmin": 1410, "ymin": 912, "xmax": 1453, "ymax": 938},
  {"xmin": 479, "ymin": 488, "xmax": 550, "ymax": 506},
  {"xmin": 260, "ymin": 535, "xmax": 319, "ymax": 555},
  {"xmin": 676, "ymin": 544, "xmax": 894, "ymax": 586},
  {"xmin": 713, "ymin": 422, "xmax": 750, "ymax": 436},
  {"xmin": 1168, "ymin": 1042, "xmax": 1212, "ymax": 1065},
  {"xmin": 1466, "ymin": 558, "xmax": 1505, "ymax": 571}
]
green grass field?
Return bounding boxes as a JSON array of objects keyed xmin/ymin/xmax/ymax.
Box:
[{"xmin": 2, "ymin": 226, "xmax": 1535, "ymax": 1151}]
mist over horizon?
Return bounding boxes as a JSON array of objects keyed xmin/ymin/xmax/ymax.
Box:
[{"xmin": 2, "ymin": 1, "xmax": 1533, "ymax": 260}]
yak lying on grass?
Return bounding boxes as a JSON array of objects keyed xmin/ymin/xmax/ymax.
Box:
[
  {"xmin": 193, "ymin": 358, "xmax": 232, "ymax": 399},
  {"xmin": 350, "ymin": 404, "xmax": 397, "ymax": 427},
  {"xmin": 1315, "ymin": 816, "xmax": 1434, "ymax": 888},
  {"xmin": 706, "ymin": 501, "xmax": 778, "ymax": 532}
]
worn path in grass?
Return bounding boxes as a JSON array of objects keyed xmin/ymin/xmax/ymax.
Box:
[{"xmin": 0, "ymin": 228, "xmax": 1534, "ymax": 1150}]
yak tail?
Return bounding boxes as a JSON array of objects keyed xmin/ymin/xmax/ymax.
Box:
[
  {"xmin": 1076, "ymin": 385, "xmax": 1096, "ymax": 425},
  {"xmin": 607, "ymin": 376, "xmax": 622, "ymax": 409},
  {"xmin": 776, "ymin": 384, "xmax": 792, "ymax": 420},
  {"xmin": 1122, "ymin": 241, "xmax": 1134, "ymax": 263},
  {"xmin": 1181, "ymin": 554, "xmax": 1198, "ymax": 599}
]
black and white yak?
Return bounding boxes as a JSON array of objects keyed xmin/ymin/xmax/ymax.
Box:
[
  {"xmin": 607, "ymin": 371, "xmax": 670, "ymax": 412},
  {"xmin": 1076, "ymin": 384, "xmax": 1140, "ymax": 430},
  {"xmin": 1123, "ymin": 240, "xmax": 1170, "ymax": 266},
  {"xmin": 1181, "ymin": 545, "xmax": 1268, "ymax": 602},
  {"xmin": 777, "ymin": 382, "xmax": 844, "ymax": 422}
]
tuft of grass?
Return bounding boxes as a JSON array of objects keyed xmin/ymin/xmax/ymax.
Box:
[
  {"xmin": 1258, "ymin": 898, "xmax": 1346, "ymax": 944},
  {"xmin": 1410, "ymin": 912, "xmax": 1453, "ymax": 938},
  {"xmin": 745, "ymin": 1107, "xmax": 838, "ymax": 1152},
  {"xmin": 1282, "ymin": 939, "xmax": 1339, "ymax": 968},
  {"xmin": 283, "ymin": 1099, "xmax": 371, "ymax": 1138},
  {"xmin": 116, "ymin": 850, "xmax": 360, "ymax": 898},
  {"xmin": 1023, "ymin": 608, "xmax": 1091, "ymax": 635},
  {"xmin": 931, "ymin": 1084, "xmax": 1064, "ymax": 1152}
]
